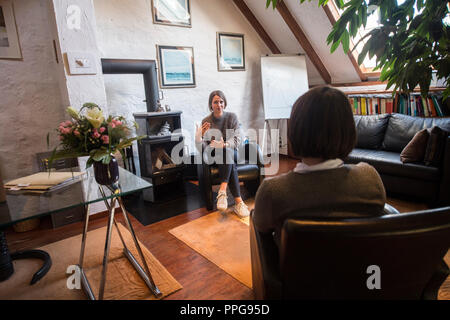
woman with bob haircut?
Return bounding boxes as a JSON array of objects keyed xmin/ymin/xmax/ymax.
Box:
[
  {"xmin": 195, "ymin": 90, "xmax": 250, "ymax": 218},
  {"xmin": 253, "ymin": 86, "xmax": 386, "ymax": 246}
]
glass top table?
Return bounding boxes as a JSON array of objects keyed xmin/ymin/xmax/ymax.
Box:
[
  {"xmin": 0, "ymin": 167, "xmax": 152, "ymax": 229},
  {"xmin": 0, "ymin": 166, "xmax": 160, "ymax": 299}
]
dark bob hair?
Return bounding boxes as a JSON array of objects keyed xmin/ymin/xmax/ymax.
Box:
[
  {"xmin": 288, "ymin": 86, "xmax": 356, "ymax": 160},
  {"xmin": 208, "ymin": 90, "xmax": 227, "ymax": 112}
]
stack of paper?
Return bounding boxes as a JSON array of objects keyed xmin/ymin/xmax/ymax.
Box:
[{"xmin": 5, "ymin": 172, "xmax": 85, "ymax": 192}]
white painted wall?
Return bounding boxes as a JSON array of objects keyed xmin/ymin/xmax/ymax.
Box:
[
  {"xmin": 93, "ymin": 0, "xmax": 271, "ymax": 156},
  {"xmin": 51, "ymin": 0, "xmax": 108, "ymax": 112},
  {"xmin": 0, "ymin": 0, "xmax": 65, "ymax": 180}
]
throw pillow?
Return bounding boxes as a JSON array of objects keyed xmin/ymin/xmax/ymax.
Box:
[
  {"xmin": 400, "ymin": 129, "xmax": 429, "ymax": 163},
  {"xmin": 424, "ymin": 126, "xmax": 450, "ymax": 167}
]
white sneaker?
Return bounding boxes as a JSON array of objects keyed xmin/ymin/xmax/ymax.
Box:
[
  {"xmin": 234, "ymin": 201, "xmax": 250, "ymax": 218},
  {"xmin": 216, "ymin": 191, "xmax": 228, "ymax": 211}
]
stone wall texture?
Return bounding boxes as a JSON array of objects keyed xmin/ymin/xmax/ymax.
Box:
[{"xmin": 0, "ymin": 0, "xmax": 64, "ymax": 180}]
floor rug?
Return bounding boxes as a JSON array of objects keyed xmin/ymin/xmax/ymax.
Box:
[
  {"xmin": 0, "ymin": 223, "xmax": 182, "ymax": 300},
  {"xmin": 124, "ymin": 181, "xmax": 205, "ymax": 226},
  {"xmin": 169, "ymin": 199, "xmax": 255, "ymax": 288}
]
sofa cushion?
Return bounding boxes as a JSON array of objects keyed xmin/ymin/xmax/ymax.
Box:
[
  {"xmin": 400, "ymin": 129, "xmax": 429, "ymax": 163},
  {"xmin": 347, "ymin": 148, "xmax": 440, "ymax": 181},
  {"xmin": 354, "ymin": 114, "xmax": 390, "ymax": 149},
  {"xmin": 382, "ymin": 113, "xmax": 450, "ymax": 152},
  {"xmin": 424, "ymin": 126, "xmax": 450, "ymax": 167}
]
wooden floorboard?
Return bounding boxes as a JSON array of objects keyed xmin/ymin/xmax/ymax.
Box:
[{"xmin": 4, "ymin": 156, "xmax": 445, "ymax": 300}]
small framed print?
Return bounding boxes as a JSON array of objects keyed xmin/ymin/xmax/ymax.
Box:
[
  {"xmin": 217, "ymin": 32, "xmax": 245, "ymax": 71},
  {"xmin": 157, "ymin": 45, "xmax": 195, "ymax": 88},
  {"xmin": 0, "ymin": 0, "xmax": 22, "ymax": 59},
  {"xmin": 152, "ymin": 0, "xmax": 191, "ymax": 28}
]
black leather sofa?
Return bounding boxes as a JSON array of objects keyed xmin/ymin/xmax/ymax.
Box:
[{"xmin": 346, "ymin": 113, "xmax": 450, "ymax": 206}]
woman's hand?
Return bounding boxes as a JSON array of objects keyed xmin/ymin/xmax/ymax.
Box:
[
  {"xmin": 201, "ymin": 122, "xmax": 211, "ymax": 136},
  {"xmin": 195, "ymin": 122, "xmax": 210, "ymax": 143},
  {"xmin": 210, "ymin": 137, "xmax": 226, "ymax": 149}
]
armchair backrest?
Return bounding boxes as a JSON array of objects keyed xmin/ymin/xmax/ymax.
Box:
[{"xmin": 279, "ymin": 207, "xmax": 450, "ymax": 299}]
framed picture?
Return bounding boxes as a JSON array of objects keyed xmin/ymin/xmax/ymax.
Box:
[
  {"xmin": 0, "ymin": 0, "xmax": 21, "ymax": 59},
  {"xmin": 157, "ymin": 45, "xmax": 195, "ymax": 88},
  {"xmin": 151, "ymin": 0, "xmax": 191, "ymax": 28},
  {"xmin": 217, "ymin": 32, "xmax": 245, "ymax": 71}
]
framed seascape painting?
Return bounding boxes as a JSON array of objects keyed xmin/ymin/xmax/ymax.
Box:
[
  {"xmin": 217, "ymin": 32, "xmax": 245, "ymax": 71},
  {"xmin": 157, "ymin": 45, "xmax": 195, "ymax": 88},
  {"xmin": 0, "ymin": 0, "xmax": 21, "ymax": 59},
  {"xmin": 152, "ymin": 0, "xmax": 191, "ymax": 28}
]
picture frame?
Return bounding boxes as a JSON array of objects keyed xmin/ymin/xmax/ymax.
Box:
[
  {"xmin": 217, "ymin": 32, "xmax": 245, "ymax": 71},
  {"xmin": 151, "ymin": 0, "xmax": 191, "ymax": 28},
  {"xmin": 156, "ymin": 45, "xmax": 195, "ymax": 88},
  {"xmin": 0, "ymin": 0, "xmax": 22, "ymax": 59}
]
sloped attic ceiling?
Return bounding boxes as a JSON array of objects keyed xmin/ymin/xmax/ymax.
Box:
[{"xmin": 241, "ymin": 0, "xmax": 362, "ymax": 85}]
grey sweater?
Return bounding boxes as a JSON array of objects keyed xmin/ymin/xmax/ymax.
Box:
[
  {"xmin": 253, "ymin": 162, "xmax": 386, "ymax": 246},
  {"xmin": 201, "ymin": 112, "xmax": 241, "ymax": 150}
]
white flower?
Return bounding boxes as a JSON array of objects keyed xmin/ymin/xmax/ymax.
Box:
[
  {"xmin": 86, "ymin": 107, "xmax": 104, "ymax": 128},
  {"xmin": 66, "ymin": 106, "xmax": 80, "ymax": 120}
]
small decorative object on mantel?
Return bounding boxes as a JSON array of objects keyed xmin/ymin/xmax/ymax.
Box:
[
  {"xmin": 156, "ymin": 101, "xmax": 165, "ymax": 112},
  {"xmin": 48, "ymin": 103, "xmax": 144, "ymax": 186},
  {"xmin": 157, "ymin": 121, "xmax": 171, "ymax": 136}
]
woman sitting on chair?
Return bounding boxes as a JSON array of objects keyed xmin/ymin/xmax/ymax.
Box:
[
  {"xmin": 195, "ymin": 90, "xmax": 250, "ymax": 218},
  {"xmin": 253, "ymin": 86, "xmax": 387, "ymax": 246}
]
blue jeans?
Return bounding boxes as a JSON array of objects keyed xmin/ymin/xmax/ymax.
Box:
[{"xmin": 205, "ymin": 146, "xmax": 241, "ymax": 198}]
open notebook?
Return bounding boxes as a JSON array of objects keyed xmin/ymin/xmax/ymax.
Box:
[{"xmin": 5, "ymin": 172, "xmax": 85, "ymax": 191}]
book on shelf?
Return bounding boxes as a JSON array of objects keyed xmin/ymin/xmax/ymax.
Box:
[{"xmin": 347, "ymin": 91, "xmax": 447, "ymax": 117}]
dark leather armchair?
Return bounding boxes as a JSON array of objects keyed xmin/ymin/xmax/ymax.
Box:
[
  {"xmin": 197, "ymin": 142, "xmax": 264, "ymax": 210},
  {"xmin": 250, "ymin": 206, "xmax": 450, "ymax": 299}
]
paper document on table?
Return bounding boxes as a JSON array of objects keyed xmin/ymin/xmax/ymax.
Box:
[{"xmin": 5, "ymin": 172, "xmax": 85, "ymax": 190}]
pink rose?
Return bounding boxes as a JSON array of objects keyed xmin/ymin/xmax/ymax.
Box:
[
  {"xmin": 110, "ymin": 122, "xmax": 116, "ymax": 128},
  {"xmin": 99, "ymin": 127, "xmax": 106, "ymax": 133},
  {"xmin": 74, "ymin": 130, "xmax": 80, "ymax": 136},
  {"xmin": 92, "ymin": 131, "xmax": 101, "ymax": 139},
  {"xmin": 101, "ymin": 135, "xmax": 109, "ymax": 144}
]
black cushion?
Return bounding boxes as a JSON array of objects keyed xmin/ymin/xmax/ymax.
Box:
[
  {"xmin": 382, "ymin": 114, "xmax": 450, "ymax": 152},
  {"xmin": 347, "ymin": 148, "xmax": 440, "ymax": 181},
  {"xmin": 354, "ymin": 114, "xmax": 390, "ymax": 149},
  {"xmin": 210, "ymin": 163, "xmax": 260, "ymax": 184}
]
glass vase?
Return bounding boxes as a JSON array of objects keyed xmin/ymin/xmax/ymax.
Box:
[{"xmin": 93, "ymin": 157, "xmax": 119, "ymax": 186}]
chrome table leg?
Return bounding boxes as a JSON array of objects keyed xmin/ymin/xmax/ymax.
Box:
[{"xmin": 98, "ymin": 197, "xmax": 117, "ymax": 300}]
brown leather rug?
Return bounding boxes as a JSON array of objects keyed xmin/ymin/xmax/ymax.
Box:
[
  {"xmin": 0, "ymin": 223, "xmax": 182, "ymax": 300},
  {"xmin": 169, "ymin": 200, "xmax": 255, "ymax": 288}
]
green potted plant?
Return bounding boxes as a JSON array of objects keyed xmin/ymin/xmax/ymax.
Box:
[
  {"xmin": 266, "ymin": 0, "xmax": 449, "ymax": 99},
  {"xmin": 48, "ymin": 103, "xmax": 144, "ymax": 185}
]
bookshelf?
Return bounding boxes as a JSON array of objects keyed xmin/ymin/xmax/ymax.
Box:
[{"xmin": 336, "ymin": 85, "xmax": 449, "ymax": 117}]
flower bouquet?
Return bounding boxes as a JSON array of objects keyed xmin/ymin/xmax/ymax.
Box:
[{"xmin": 48, "ymin": 103, "xmax": 143, "ymax": 184}]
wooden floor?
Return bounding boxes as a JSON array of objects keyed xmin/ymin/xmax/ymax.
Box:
[{"xmin": 4, "ymin": 156, "xmax": 441, "ymax": 300}]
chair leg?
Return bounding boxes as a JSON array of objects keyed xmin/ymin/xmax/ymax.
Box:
[
  {"xmin": 244, "ymin": 180, "xmax": 259, "ymax": 196},
  {"xmin": 205, "ymin": 187, "xmax": 214, "ymax": 211}
]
